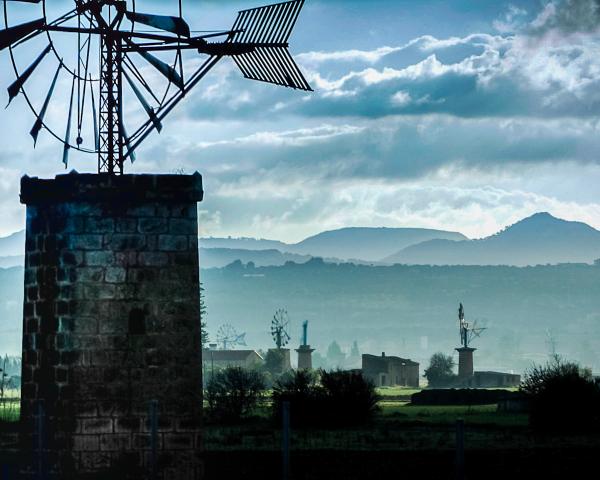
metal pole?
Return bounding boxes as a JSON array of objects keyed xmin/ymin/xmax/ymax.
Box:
[
  {"xmin": 282, "ymin": 401, "xmax": 290, "ymax": 480},
  {"xmin": 455, "ymin": 419, "xmax": 465, "ymax": 480},
  {"xmin": 150, "ymin": 400, "xmax": 158, "ymax": 480}
]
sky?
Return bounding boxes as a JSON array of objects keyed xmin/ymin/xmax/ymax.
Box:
[{"xmin": 1, "ymin": 0, "xmax": 600, "ymax": 242}]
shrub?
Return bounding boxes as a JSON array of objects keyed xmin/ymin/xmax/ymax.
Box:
[
  {"xmin": 521, "ymin": 356, "xmax": 600, "ymax": 433},
  {"xmin": 320, "ymin": 369, "xmax": 381, "ymax": 426},
  {"xmin": 272, "ymin": 369, "xmax": 321, "ymax": 426},
  {"xmin": 205, "ymin": 367, "xmax": 266, "ymax": 423},
  {"xmin": 423, "ymin": 352, "xmax": 457, "ymax": 388},
  {"xmin": 272, "ymin": 369, "xmax": 380, "ymax": 427}
]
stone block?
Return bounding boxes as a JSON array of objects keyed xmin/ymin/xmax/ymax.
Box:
[
  {"xmin": 69, "ymin": 235, "xmax": 104, "ymax": 251},
  {"xmin": 116, "ymin": 217, "xmax": 138, "ymax": 233},
  {"xmin": 84, "ymin": 284, "xmax": 116, "ymax": 300},
  {"xmin": 108, "ymin": 234, "xmax": 147, "ymax": 251},
  {"xmin": 99, "ymin": 434, "xmax": 131, "ymax": 451},
  {"xmin": 137, "ymin": 251, "xmax": 169, "ymax": 267},
  {"xmin": 72, "ymin": 434, "xmax": 100, "ymax": 452},
  {"xmin": 139, "ymin": 217, "xmax": 168, "ymax": 234},
  {"xmin": 85, "ymin": 217, "xmax": 115, "ymax": 234},
  {"xmin": 85, "ymin": 251, "xmax": 114, "ymax": 266},
  {"xmin": 158, "ymin": 235, "xmax": 188, "ymax": 252},
  {"xmin": 169, "ymin": 218, "xmax": 197, "ymax": 235},
  {"xmin": 105, "ymin": 267, "xmax": 126, "ymax": 283},
  {"xmin": 80, "ymin": 418, "xmax": 113, "ymax": 435}
]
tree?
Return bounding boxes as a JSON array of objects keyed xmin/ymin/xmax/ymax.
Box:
[
  {"xmin": 521, "ymin": 356, "xmax": 600, "ymax": 432},
  {"xmin": 423, "ymin": 352, "xmax": 456, "ymax": 388},
  {"xmin": 326, "ymin": 341, "xmax": 345, "ymax": 368},
  {"xmin": 200, "ymin": 283, "xmax": 209, "ymax": 348},
  {"xmin": 263, "ymin": 349, "xmax": 286, "ymax": 376},
  {"xmin": 205, "ymin": 367, "xmax": 266, "ymax": 423}
]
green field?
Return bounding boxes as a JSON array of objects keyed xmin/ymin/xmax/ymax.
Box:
[{"xmin": 0, "ymin": 394, "xmax": 19, "ymax": 423}]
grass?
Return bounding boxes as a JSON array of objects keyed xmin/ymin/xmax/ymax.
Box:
[
  {"xmin": 376, "ymin": 386, "xmax": 422, "ymax": 397},
  {"xmin": 0, "ymin": 389, "xmax": 20, "ymax": 423}
]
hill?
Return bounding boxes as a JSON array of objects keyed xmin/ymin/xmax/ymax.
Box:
[
  {"xmin": 384, "ymin": 213, "xmax": 600, "ymax": 266},
  {"xmin": 200, "ymin": 248, "xmax": 311, "ymax": 269},
  {"xmin": 0, "ymin": 231, "xmax": 24, "ymax": 257},
  {"xmin": 288, "ymin": 227, "xmax": 467, "ymax": 261}
]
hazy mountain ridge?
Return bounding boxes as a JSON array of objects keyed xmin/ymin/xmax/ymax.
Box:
[
  {"xmin": 384, "ymin": 213, "xmax": 600, "ymax": 266},
  {"xmin": 200, "ymin": 248, "xmax": 312, "ymax": 269},
  {"xmin": 200, "ymin": 227, "xmax": 468, "ymax": 264}
]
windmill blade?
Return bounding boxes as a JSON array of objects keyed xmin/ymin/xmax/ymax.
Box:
[
  {"xmin": 63, "ymin": 76, "xmax": 76, "ymax": 167},
  {"xmin": 123, "ymin": 69, "xmax": 162, "ymax": 133},
  {"xmin": 126, "ymin": 11, "xmax": 190, "ymax": 37},
  {"xmin": 4, "ymin": 0, "xmax": 43, "ymax": 3},
  {"xmin": 225, "ymin": 1, "xmax": 312, "ymax": 91},
  {"xmin": 0, "ymin": 18, "xmax": 45, "ymax": 51},
  {"xmin": 230, "ymin": 0, "xmax": 304, "ymax": 44},
  {"xmin": 30, "ymin": 62, "xmax": 61, "ymax": 145},
  {"xmin": 233, "ymin": 46, "xmax": 311, "ymax": 91},
  {"xmin": 7, "ymin": 44, "xmax": 51, "ymax": 106},
  {"xmin": 137, "ymin": 49, "xmax": 184, "ymax": 89}
]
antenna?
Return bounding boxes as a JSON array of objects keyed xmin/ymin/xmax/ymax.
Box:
[
  {"xmin": 271, "ymin": 308, "xmax": 290, "ymax": 349},
  {"xmin": 1, "ymin": 0, "xmax": 312, "ymax": 174},
  {"xmin": 458, "ymin": 303, "xmax": 486, "ymax": 348},
  {"xmin": 216, "ymin": 324, "xmax": 247, "ymax": 350}
]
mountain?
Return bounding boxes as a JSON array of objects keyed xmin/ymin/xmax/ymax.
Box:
[
  {"xmin": 200, "ymin": 237, "xmax": 288, "ymax": 251},
  {"xmin": 0, "ymin": 230, "xmax": 25, "ymax": 257},
  {"xmin": 287, "ymin": 227, "xmax": 467, "ymax": 262},
  {"xmin": 384, "ymin": 213, "xmax": 600, "ymax": 266},
  {"xmin": 200, "ymin": 248, "xmax": 311, "ymax": 269}
]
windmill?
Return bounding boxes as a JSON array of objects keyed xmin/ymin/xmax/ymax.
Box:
[
  {"xmin": 1, "ymin": 0, "xmax": 312, "ymax": 174},
  {"xmin": 216, "ymin": 324, "xmax": 247, "ymax": 350},
  {"xmin": 271, "ymin": 308, "xmax": 290, "ymax": 349},
  {"xmin": 458, "ymin": 302, "xmax": 486, "ymax": 348}
]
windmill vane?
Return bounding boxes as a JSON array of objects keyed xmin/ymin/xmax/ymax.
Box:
[
  {"xmin": 216, "ymin": 323, "xmax": 247, "ymax": 350},
  {"xmin": 1, "ymin": 0, "xmax": 312, "ymax": 175},
  {"xmin": 458, "ymin": 302, "xmax": 486, "ymax": 348},
  {"xmin": 271, "ymin": 308, "xmax": 290, "ymax": 349}
]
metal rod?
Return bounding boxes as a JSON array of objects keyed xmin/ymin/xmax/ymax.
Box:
[{"xmin": 282, "ymin": 401, "xmax": 290, "ymax": 480}]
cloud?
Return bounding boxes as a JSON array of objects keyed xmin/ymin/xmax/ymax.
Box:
[{"xmin": 529, "ymin": 0, "xmax": 600, "ymax": 35}]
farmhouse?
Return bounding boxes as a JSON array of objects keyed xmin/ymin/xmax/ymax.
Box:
[
  {"xmin": 362, "ymin": 352, "xmax": 419, "ymax": 387},
  {"xmin": 202, "ymin": 349, "xmax": 264, "ymax": 370}
]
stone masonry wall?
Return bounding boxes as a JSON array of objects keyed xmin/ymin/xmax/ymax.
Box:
[{"xmin": 20, "ymin": 173, "xmax": 204, "ymax": 479}]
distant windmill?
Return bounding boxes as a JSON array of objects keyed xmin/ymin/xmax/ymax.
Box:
[
  {"xmin": 216, "ymin": 324, "xmax": 246, "ymax": 350},
  {"xmin": 458, "ymin": 303, "xmax": 486, "ymax": 348},
  {"xmin": 271, "ymin": 309, "xmax": 291, "ymax": 349}
]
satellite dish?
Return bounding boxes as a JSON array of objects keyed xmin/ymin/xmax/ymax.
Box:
[
  {"xmin": 216, "ymin": 324, "xmax": 247, "ymax": 350},
  {"xmin": 271, "ymin": 308, "xmax": 290, "ymax": 349}
]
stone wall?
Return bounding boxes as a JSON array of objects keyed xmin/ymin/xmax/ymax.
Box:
[{"xmin": 20, "ymin": 173, "xmax": 204, "ymax": 479}]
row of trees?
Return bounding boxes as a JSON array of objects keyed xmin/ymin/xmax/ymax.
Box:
[{"xmin": 205, "ymin": 367, "xmax": 380, "ymax": 426}]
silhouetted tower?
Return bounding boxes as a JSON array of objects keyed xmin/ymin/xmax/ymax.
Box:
[{"xmin": 296, "ymin": 320, "xmax": 314, "ymax": 370}]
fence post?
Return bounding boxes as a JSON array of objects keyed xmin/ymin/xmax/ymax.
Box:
[
  {"xmin": 282, "ymin": 401, "xmax": 290, "ymax": 480},
  {"xmin": 455, "ymin": 419, "xmax": 465, "ymax": 480},
  {"xmin": 35, "ymin": 401, "xmax": 45, "ymax": 480},
  {"xmin": 150, "ymin": 400, "xmax": 158, "ymax": 480}
]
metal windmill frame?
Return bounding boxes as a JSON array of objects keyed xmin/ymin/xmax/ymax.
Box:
[{"xmin": 1, "ymin": 0, "xmax": 312, "ymax": 175}]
